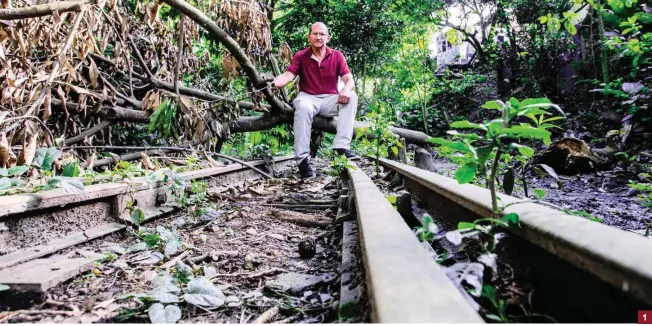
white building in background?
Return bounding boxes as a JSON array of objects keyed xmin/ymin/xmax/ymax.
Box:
[
  {"xmin": 428, "ymin": 2, "xmax": 502, "ymax": 69},
  {"xmin": 432, "ymin": 31, "xmax": 476, "ymax": 68}
]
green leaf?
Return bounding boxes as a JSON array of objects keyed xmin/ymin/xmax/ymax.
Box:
[
  {"xmin": 538, "ymin": 16, "xmax": 548, "ymax": 24},
  {"xmin": 183, "ymin": 278, "xmax": 226, "ymax": 308},
  {"xmin": 386, "ymin": 195, "xmax": 397, "ymax": 204},
  {"xmin": 0, "ymin": 178, "xmax": 9, "ymax": 191},
  {"xmin": 427, "ymin": 138, "xmax": 472, "ymax": 153},
  {"xmin": 458, "ymin": 222, "xmax": 475, "ymax": 230},
  {"xmin": 250, "ymin": 131, "xmax": 263, "ymax": 145},
  {"xmin": 450, "ymin": 120, "xmax": 487, "ymax": 131},
  {"xmin": 481, "ymin": 100, "xmax": 503, "ymax": 110},
  {"xmin": 503, "ymin": 168, "xmax": 515, "ymax": 195},
  {"xmin": 454, "ymin": 162, "xmax": 477, "ymax": 184},
  {"xmin": 131, "ymin": 208, "xmax": 145, "ymax": 225},
  {"xmin": 533, "ymin": 188, "xmax": 547, "ymax": 200},
  {"xmin": 482, "ymin": 285, "xmax": 497, "ymax": 305},
  {"xmin": 355, "ymin": 127, "xmax": 368, "ymax": 140},
  {"xmin": 148, "ymin": 303, "xmax": 182, "ymax": 324},
  {"xmin": 164, "ymin": 239, "xmax": 182, "ymax": 258},
  {"xmin": 513, "ymin": 144, "xmax": 534, "ymax": 158},
  {"xmin": 499, "ymin": 126, "xmax": 552, "ymax": 145},
  {"xmin": 32, "ymin": 148, "xmax": 62, "ymax": 171},
  {"xmin": 476, "ymin": 146, "xmax": 494, "ymax": 167},
  {"xmin": 62, "ymin": 162, "xmax": 80, "ymax": 177},
  {"xmin": 500, "ymin": 213, "xmax": 519, "ymax": 226},
  {"xmin": 47, "ymin": 177, "xmax": 85, "ymax": 194},
  {"xmin": 391, "ymin": 146, "xmax": 399, "ymax": 156},
  {"xmin": 509, "ymin": 98, "xmax": 520, "ymax": 109},
  {"xmin": 7, "ymin": 165, "xmax": 28, "ymax": 177},
  {"xmin": 446, "ymin": 130, "xmax": 483, "ymax": 141}
]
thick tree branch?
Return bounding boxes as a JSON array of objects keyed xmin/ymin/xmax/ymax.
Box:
[
  {"xmin": 64, "ymin": 119, "xmax": 113, "ymax": 145},
  {"xmin": 160, "ymin": 0, "xmax": 288, "ymax": 114},
  {"xmin": 0, "ymin": 0, "xmax": 90, "ymax": 20},
  {"xmin": 89, "ymin": 53, "xmax": 265, "ymax": 110}
]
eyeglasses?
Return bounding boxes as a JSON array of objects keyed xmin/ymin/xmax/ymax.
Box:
[{"xmin": 310, "ymin": 32, "xmax": 329, "ymax": 37}]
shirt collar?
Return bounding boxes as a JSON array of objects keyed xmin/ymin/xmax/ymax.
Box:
[{"xmin": 306, "ymin": 46, "xmax": 333, "ymax": 58}]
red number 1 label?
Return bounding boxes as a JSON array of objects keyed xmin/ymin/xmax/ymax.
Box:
[{"xmin": 639, "ymin": 311, "xmax": 652, "ymax": 324}]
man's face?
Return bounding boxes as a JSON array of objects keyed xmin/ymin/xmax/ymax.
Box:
[{"xmin": 307, "ymin": 25, "xmax": 330, "ymax": 49}]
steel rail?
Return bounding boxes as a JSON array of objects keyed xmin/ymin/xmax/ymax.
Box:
[
  {"xmin": 344, "ymin": 163, "xmax": 484, "ymax": 323},
  {"xmin": 379, "ymin": 157, "xmax": 652, "ymax": 322}
]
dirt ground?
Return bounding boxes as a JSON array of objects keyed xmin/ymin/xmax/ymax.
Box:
[
  {"xmin": 428, "ymin": 157, "xmax": 650, "ymax": 232},
  {"xmin": 1, "ymin": 159, "xmax": 349, "ymax": 324}
]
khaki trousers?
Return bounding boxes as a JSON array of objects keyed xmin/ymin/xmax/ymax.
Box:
[{"xmin": 292, "ymin": 91, "xmax": 358, "ymax": 163}]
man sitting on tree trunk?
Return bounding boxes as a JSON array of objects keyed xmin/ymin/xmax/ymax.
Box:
[{"xmin": 270, "ymin": 22, "xmax": 360, "ymax": 179}]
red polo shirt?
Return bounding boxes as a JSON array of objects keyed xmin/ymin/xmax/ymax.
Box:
[{"xmin": 286, "ymin": 46, "xmax": 351, "ymax": 95}]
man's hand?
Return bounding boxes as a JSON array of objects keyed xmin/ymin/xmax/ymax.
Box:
[{"xmin": 337, "ymin": 90, "xmax": 351, "ymax": 104}]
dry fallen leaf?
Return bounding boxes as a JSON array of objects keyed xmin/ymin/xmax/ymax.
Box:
[
  {"xmin": 56, "ymin": 86, "xmax": 68, "ymax": 117},
  {"xmin": 87, "ymin": 153, "xmax": 96, "ymax": 169},
  {"xmin": 0, "ymin": 132, "xmax": 9, "ymax": 168},
  {"xmin": 204, "ymin": 152, "xmax": 223, "ymax": 167},
  {"xmin": 21, "ymin": 133, "xmax": 37, "ymax": 166},
  {"xmin": 140, "ymin": 152, "xmax": 154, "ymax": 170},
  {"xmin": 89, "ymin": 58, "xmax": 99, "ymax": 88},
  {"xmin": 43, "ymin": 92, "xmax": 52, "ymax": 121}
]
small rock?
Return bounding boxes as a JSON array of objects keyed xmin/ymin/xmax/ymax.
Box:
[
  {"xmin": 549, "ymin": 182, "xmax": 559, "ymax": 189},
  {"xmin": 243, "ymin": 291, "xmax": 263, "ymax": 299},
  {"xmin": 265, "ymin": 273, "xmax": 324, "ymax": 295},
  {"xmin": 319, "ymin": 293, "xmax": 333, "ymax": 303},
  {"xmin": 245, "ymin": 252, "xmax": 265, "ymax": 266},
  {"xmin": 246, "ymin": 228, "xmax": 257, "ymax": 235},
  {"xmin": 303, "ymin": 291, "xmax": 313, "ymax": 298},
  {"xmin": 140, "ymin": 270, "xmax": 157, "ymax": 283},
  {"xmin": 225, "ymin": 296, "xmax": 239, "ymax": 303}
]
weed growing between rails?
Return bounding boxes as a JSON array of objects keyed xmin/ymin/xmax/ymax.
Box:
[
  {"xmin": 413, "ymin": 98, "xmax": 565, "ymax": 322},
  {"xmin": 354, "ymin": 106, "xmax": 404, "ymax": 176}
]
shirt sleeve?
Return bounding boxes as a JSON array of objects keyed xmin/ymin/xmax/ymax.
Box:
[
  {"xmin": 338, "ymin": 52, "xmax": 352, "ymax": 77},
  {"xmin": 286, "ymin": 52, "xmax": 302, "ymax": 76}
]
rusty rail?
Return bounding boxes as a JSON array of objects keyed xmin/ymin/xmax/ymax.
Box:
[{"xmin": 378, "ymin": 157, "xmax": 652, "ymax": 322}]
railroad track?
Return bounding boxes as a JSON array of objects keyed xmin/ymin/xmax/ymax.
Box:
[
  {"xmin": 0, "ymin": 157, "xmax": 293, "ymax": 306},
  {"xmin": 2, "ymin": 154, "xmax": 650, "ymax": 323},
  {"xmin": 337, "ymin": 158, "xmax": 652, "ymax": 323}
]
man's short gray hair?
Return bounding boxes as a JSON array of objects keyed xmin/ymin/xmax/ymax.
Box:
[{"xmin": 309, "ymin": 22, "xmax": 329, "ymax": 35}]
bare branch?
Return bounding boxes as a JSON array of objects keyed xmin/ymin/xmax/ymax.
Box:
[
  {"xmin": 0, "ymin": 0, "xmax": 90, "ymax": 20},
  {"xmin": 174, "ymin": 15, "xmax": 185, "ymax": 95},
  {"xmin": 64, "ymin": 119, "xmax": 113, "ymax": 145}
]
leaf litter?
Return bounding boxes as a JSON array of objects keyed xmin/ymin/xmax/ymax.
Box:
[{"xmin": 9, "ymin": 158, "xmax": 343, "ymax": 323}]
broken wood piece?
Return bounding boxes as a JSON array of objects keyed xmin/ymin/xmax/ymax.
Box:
[
  {"xmin": 0, "ymin": 251, "xmax": 103, "ymax": 296},
  {"xmin": 252, "ymin": 306, "xmax": 280, "ymax": 324},
  {"xmin": 270, "ymin": 209, "xmax": 331, "ymax": 227},
  {"xmin": 247, "ymin": 268, "xmax": 287, "ymax": 279},
  {"xmin": 160, "ymin": 251, "xmax": 190, "ymax": 269},
  {"xmin": 272, "ymin": 316, "xmax": 298, "ymax": 324},
  {"xmin": 267, "ymin": 203, "xmax": 333, "ymax": 211},
  {"xmin": 0, "ymin": 223, "xmax": 125, "ymax": 270},
  {"xmin": 189, "ymin": 254, "xmax": 209, "ymax": 263}
]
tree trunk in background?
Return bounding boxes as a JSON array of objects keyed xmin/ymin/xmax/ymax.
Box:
[
  {"xmin": 361, "ymin": 54, "xmax": 367, "ymax": 108},
  {"xmin": 596, "ymin": 0, "xmax": 609, "ymax": 85}
]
